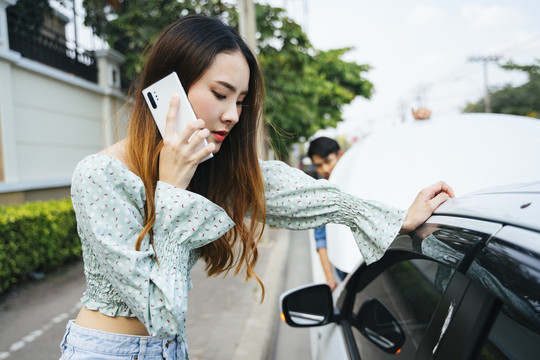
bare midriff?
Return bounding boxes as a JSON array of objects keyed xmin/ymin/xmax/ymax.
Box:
[{"xmin": 75, "ymin": 306, "xmax": 150, "ymax": 336}]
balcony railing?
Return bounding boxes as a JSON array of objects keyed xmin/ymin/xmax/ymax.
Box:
[{"xmin": 6, "ymin": 7, "xmax": 97, "ymax": 83}]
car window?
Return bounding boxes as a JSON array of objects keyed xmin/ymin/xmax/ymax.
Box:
[
  {"xmin": 469, "ymin": 226, "xmax": 540, "ymax": 359},
  {"xmin": 349, "ymin": 259, "xmax": 455, "ymax": 359},
  {"xmin": 477, "ymin": 309, "xmax": 540, "ymax": 359}
]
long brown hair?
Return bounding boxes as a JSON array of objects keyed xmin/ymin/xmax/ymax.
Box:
[{"xmin": 125, "ymin": 16, "xmax": 267, "ymax": 296}]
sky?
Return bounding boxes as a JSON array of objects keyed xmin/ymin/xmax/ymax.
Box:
[{"xmin": 262, "ymin": 0, "xmax": 540, "ymax": 138}]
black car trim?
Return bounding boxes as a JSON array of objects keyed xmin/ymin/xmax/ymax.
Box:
[
  {"xmin": 336, "ymin": 216, "xmax": 506, "ymax": 360},
  {"xmin": 434, "ymin": 282, "xmax": 499, "ymax": 360},
  {"xmin": 471, "ymin": 225, "xmax": 540, "ymax": 333},
  {"xmin": 341, "ymin": 319, "xmax": 360, "ymax": 360},
  {"xmin": 355, "ymin": 217, "xmax": 501, "ymax": 359},
  {"xmin": 419, "ymin": 215, "xmax": 502, "ymax": 272},
  {"xmin": 488, "ymin": 225, "xmax": 540, "ymax": 255},
  {"xmin": 415, "ymin": 271, "xmax": 471, "ymax": 359},
  {"xmin": 413, "ymin": 216, "xmax": 502, "ymax": 358}
]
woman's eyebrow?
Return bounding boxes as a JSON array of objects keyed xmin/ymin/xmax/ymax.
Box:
[{"xmin": 216, "ymin": 80, "xmax": 248, "ymax": 95}]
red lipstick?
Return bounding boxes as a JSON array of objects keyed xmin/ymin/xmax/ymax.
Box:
[{"xmin": 213, "ymin": 131, "xmax": 228, "ymax": 142}]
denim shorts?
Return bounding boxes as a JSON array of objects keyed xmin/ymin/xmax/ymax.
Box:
[{"xmin": 59, "ymin": 320, "xmax": 187, "ymax": 360}]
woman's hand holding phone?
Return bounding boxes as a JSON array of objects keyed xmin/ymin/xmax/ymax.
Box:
[{"xmin": 159, "ymin": 94, "xmax": 215, "ymax": 189}]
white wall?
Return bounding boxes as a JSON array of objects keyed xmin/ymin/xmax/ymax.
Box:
[
  {"xmin": 12, "ymin": 67, "xmax": 105, "ymax": 181},
  {"xmin": 0, "ymin": 48, "xmax": 125, "ymax": 185}
]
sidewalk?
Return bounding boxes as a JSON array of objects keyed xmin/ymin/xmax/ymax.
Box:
[
  {"xmin": 0, "ymin": 227, "xmax": 294, "ymax": 360},
  {"xmin": 186, "ymin": 226, "xmax": 292, "ymax": 360}
]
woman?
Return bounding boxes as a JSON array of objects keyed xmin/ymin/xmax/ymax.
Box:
[{"xmin": 61, "ymin": 15, "xmax": 453, "ymax": 360}]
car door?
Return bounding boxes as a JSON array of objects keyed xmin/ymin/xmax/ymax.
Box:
[
  {"xmin": 335, "ymin": 216, "xmax": 501, "ymax": 359},
  {"xmin": 429, "ymin": 225, "xmax": 540, "ymax": 359}
]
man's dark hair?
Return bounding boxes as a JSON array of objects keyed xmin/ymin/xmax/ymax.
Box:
[{"xmin": 308, "ymin": 137, "xmax": 341, "ymax": 159}]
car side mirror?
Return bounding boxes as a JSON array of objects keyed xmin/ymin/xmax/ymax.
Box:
[
  {"xmin": 356, "ymin": 298, "xmax": 405, "ymax": 354},
  {"xmin": 280, "ymin": 284, "xmax": 335, "ymax": 327}
]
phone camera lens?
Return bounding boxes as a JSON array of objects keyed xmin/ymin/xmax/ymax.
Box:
[{"xmin": 147, "ymin": 92, "xmax": 157, "ymax": 109}]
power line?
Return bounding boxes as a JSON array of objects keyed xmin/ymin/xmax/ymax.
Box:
[
  {"xmin": 409, "ymin": 34, "xmax": 540, "ymax": 113},
  {"xmin": 419, "ymin": 34, "xmax": 540, "ymax": 98},
  {"xmin": 498, "ymin": 35, "xmax": 540, "ymax": 57}
]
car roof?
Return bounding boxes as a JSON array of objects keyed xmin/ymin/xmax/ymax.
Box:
[{"xmin": 434, "ymin": 181, "xmax": 540, "ymax": 232}]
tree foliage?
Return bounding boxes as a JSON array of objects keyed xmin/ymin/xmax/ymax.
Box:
[
  {"xmin": 82, "ymin": 0, "xmax": 373, "ymax": 158},
  {"xmin": 83, "ymin": 0, "xmax": 231, "ymax": 85},
  {"xmin": 464, "ymin": 60, "xmax": 540, "ymax": 119},
  {"xmin": 255, "ymin": 5, "xmax": 373, "ymax": 157}
]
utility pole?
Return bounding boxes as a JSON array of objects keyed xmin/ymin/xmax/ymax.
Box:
[
  {"xmin": 237, "ymin": 0, "xmax": 269, "ymax": 160},
  {"xmin": 468, "ymin": 55, "xmax": 502, "ymax": 113},
  {"xmin": 284, "ymin": 0, "xmax": 309, "ymax": 30},
  {"xmin": 238, "ymin": 0, "xmax": 257, "ymax": 53}
]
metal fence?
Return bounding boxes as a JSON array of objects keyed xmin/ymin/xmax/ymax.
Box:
[{"xmin": 6, "ymin": 0, "xmax": 108, "ymax": 83}]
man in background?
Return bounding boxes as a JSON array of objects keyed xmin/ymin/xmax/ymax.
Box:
[{"xmin": 307, "ymin": 137, "xmax": 346, "ymax": 289}]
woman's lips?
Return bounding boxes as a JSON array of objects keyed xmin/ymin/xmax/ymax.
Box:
[{"xmin": 212, "ymin": 131, "xmax": 228, "ymax": 142}]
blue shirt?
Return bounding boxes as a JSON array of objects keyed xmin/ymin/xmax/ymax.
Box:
[{"xmin": 314, "ymin": 226, "xmax": 327, "ymax": 249}]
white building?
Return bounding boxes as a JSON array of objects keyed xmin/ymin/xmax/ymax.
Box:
[{"xmin": 0, "ymin": 0, "xmax": 125, "ymax": 204}]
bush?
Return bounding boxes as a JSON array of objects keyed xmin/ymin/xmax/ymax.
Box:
[{"xmin": 0, "ymin": 198, "xmax": 80, "ymax": 294}]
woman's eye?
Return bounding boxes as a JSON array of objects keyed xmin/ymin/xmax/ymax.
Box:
[
  {"xmin": 212, "ymin": 91, "xmax": 226, "ymax": 100},
  {"xmin": 236, "ymin": 100, "xmax": 245, "ymax": 106}
]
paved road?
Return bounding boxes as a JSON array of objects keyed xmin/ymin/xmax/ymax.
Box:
[
  {"xmin": 0, "ymin": 260, "xmax": 85, "ymax": 360},
  {"xmin": 268, "ymin": 230, "xmax": 313, "ymax": 360},
  {"xmin": 0, "ymin": 228, "xmax": 313, "ymax": 360}
]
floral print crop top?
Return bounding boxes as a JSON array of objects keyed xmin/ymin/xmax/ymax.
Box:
[{"xmin": 71, "ymin": 154, "xmax": 405, "ymax": 350}]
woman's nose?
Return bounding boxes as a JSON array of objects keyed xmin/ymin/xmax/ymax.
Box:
[{"xmin": 222, "ymin": 102, "xmax": 240, "ymax": 124}]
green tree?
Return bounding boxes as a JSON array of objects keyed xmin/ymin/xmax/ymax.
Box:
[
  {"xmin": 255, "ymin": 5, "xmax": 373, "ymax": 157},
  {"xmin": 464, "ymin": 60, "xmax": 540, "ymax": 118},
  {"xmin": 83, "ymin": 0, "xmax": 230, "ymax": 86},
  {"xmin": 82, "ymin": 1, "xmax": 374, "ymax": 158}
]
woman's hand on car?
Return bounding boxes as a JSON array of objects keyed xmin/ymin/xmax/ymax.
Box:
[
  {"xmin": 400, "ymin": 181, "xmax": 455, "ymax": 234},
  {"xmin": 158, "ymin": 94, "xmax": 215, "ymax": 189}
]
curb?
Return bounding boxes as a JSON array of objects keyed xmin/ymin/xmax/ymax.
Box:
[{"xmin": 233, "ymin": 228, "xmax": 291, "ymax": 360}]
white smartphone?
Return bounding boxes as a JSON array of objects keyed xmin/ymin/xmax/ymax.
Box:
[{"xmin": 142, "ymin": 72, "xmax": 213, "ymax": 162}]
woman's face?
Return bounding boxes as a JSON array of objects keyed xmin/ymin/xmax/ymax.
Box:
[{"xmin": 188, "ymin": 51, "xmax": 250, "ymax": 153}]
